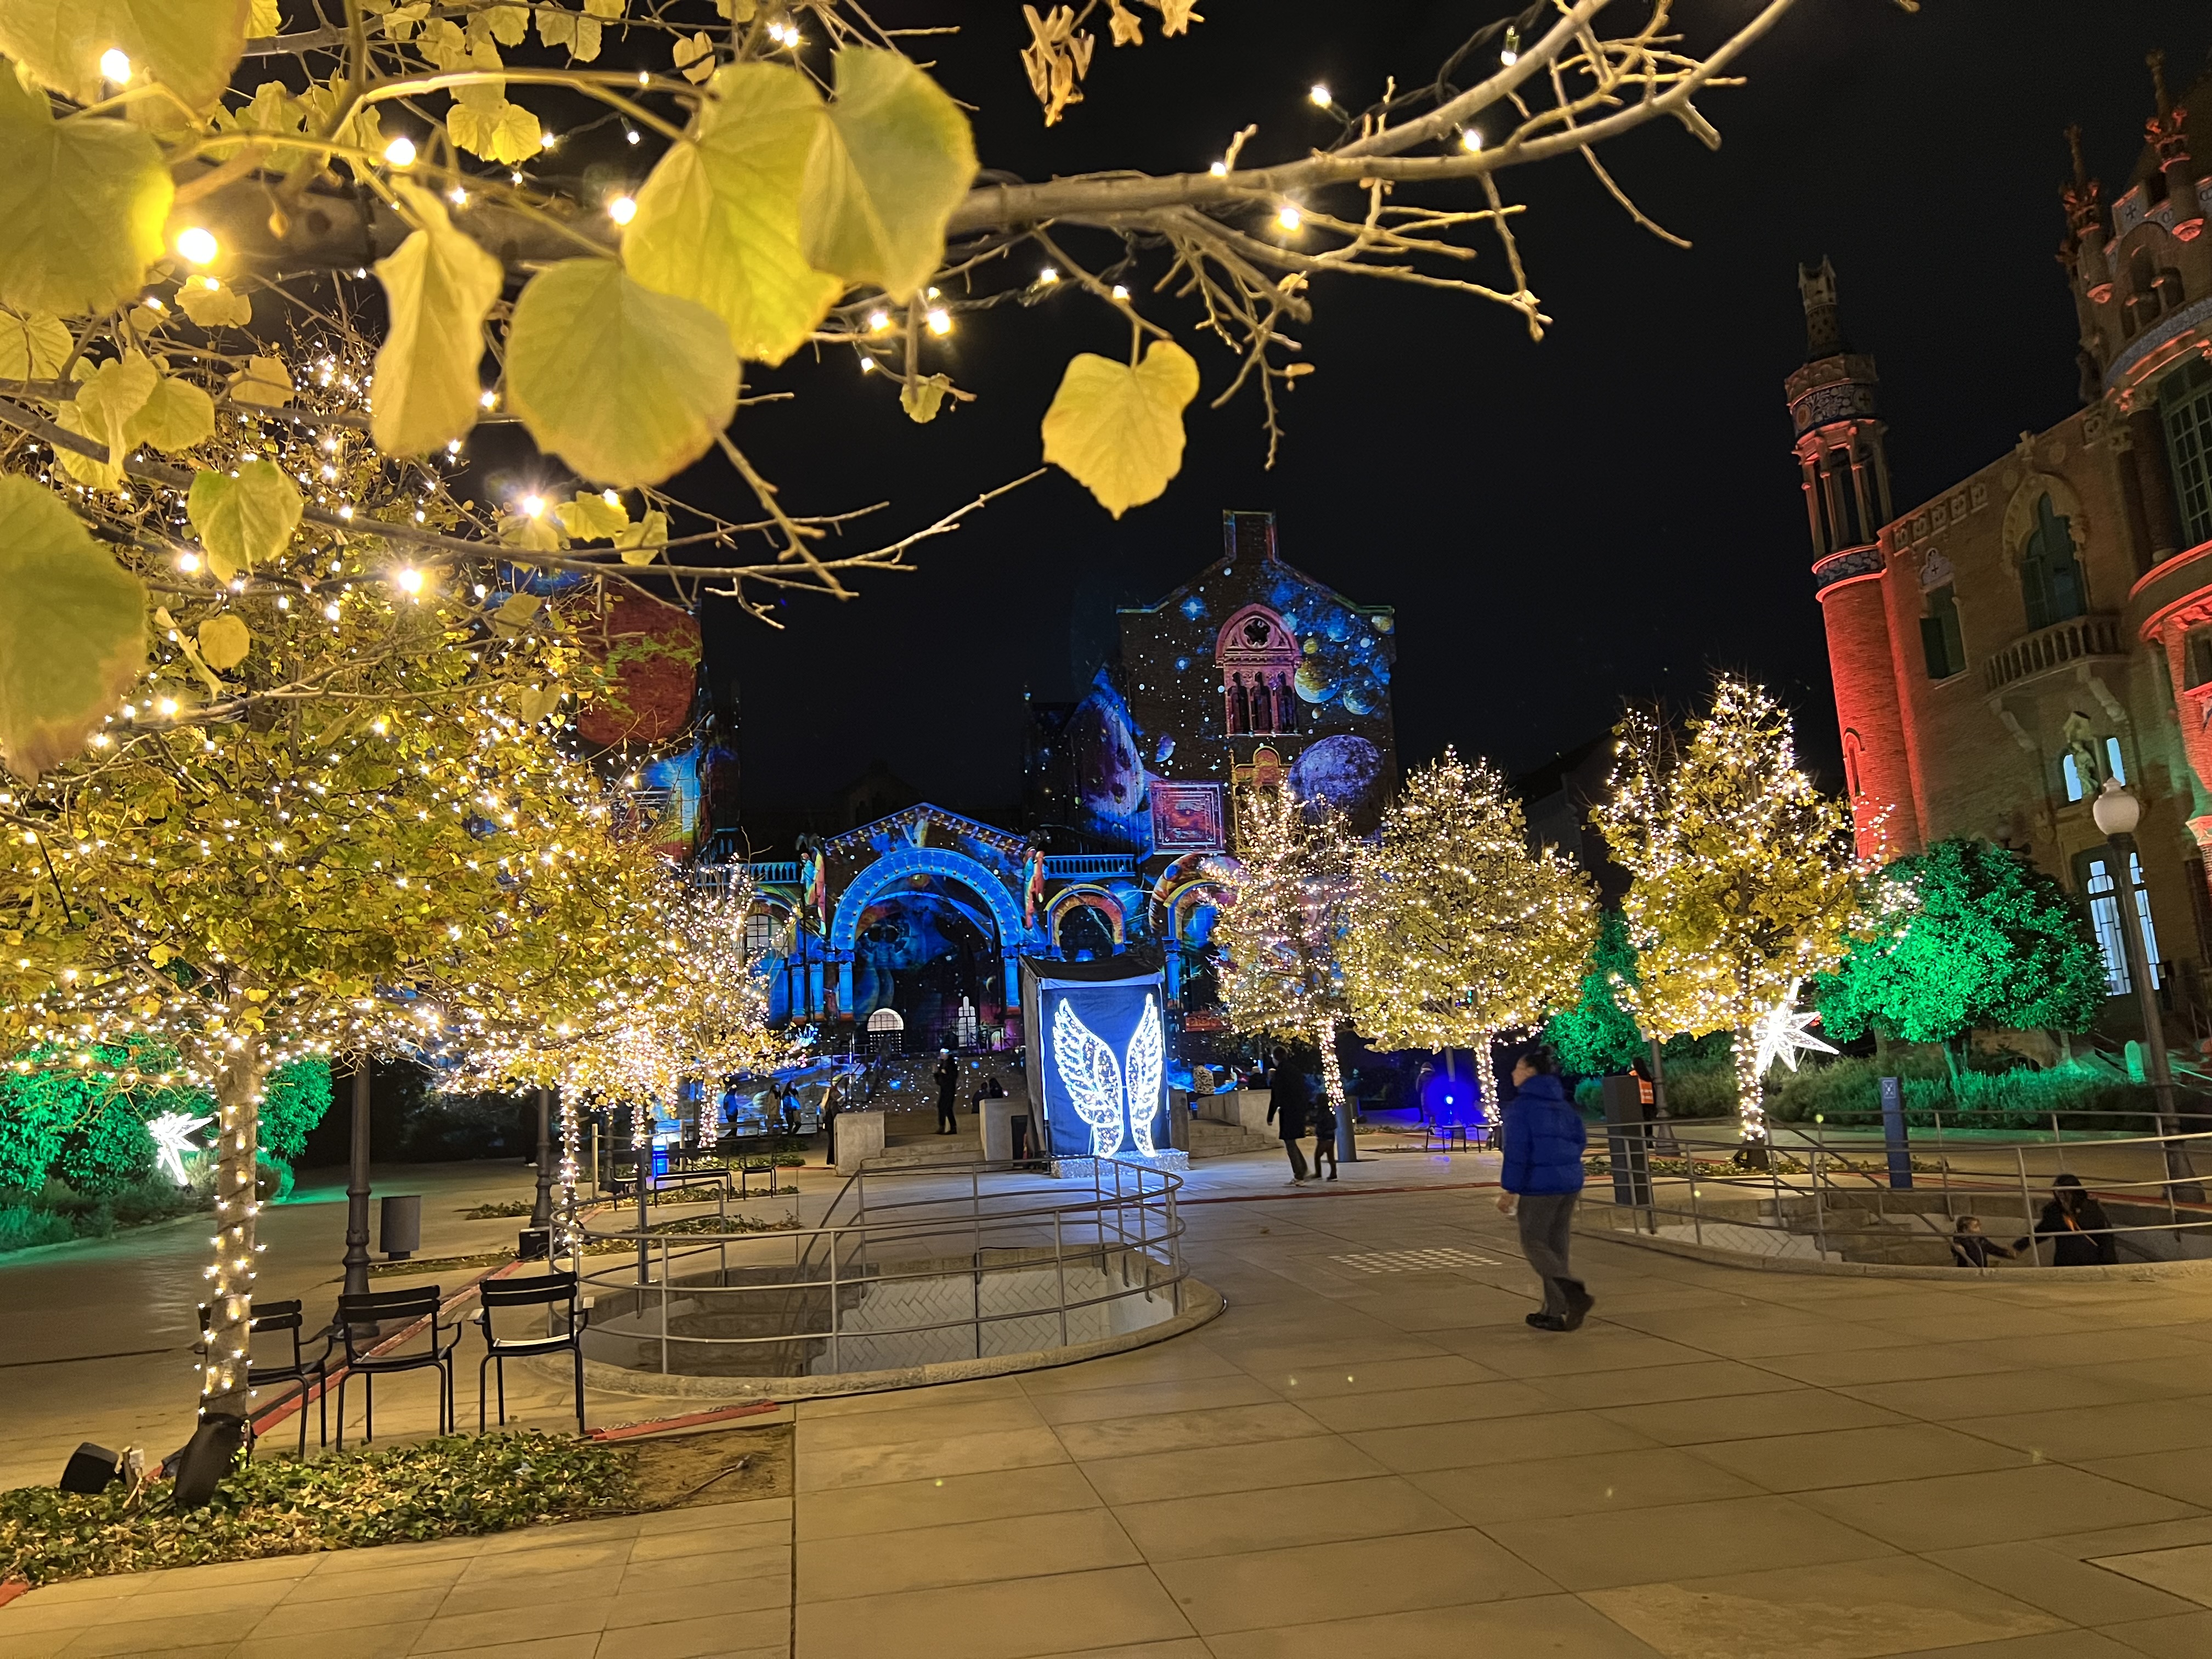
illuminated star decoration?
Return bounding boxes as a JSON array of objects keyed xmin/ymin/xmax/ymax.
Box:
[
  {"xmin": 1751, "ymin": 984, "xmax": 1838, "ymax": 1078},
  {"xmin": 146, "ymin": 1111, "xmax": 214, "ymax": 1187}
]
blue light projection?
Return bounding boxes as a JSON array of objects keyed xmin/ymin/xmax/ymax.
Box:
[{"xmin": 1052, "ymin": 995, "xmax": 1164, "ymax": 1158}]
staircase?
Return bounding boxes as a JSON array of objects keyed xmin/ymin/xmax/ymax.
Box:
[{"xmin": 1187, "ymin": 1119, "xmax": 1284, "ymax": 1160}]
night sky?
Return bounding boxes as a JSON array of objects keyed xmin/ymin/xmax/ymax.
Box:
[{"xmin": 697, "ymin": 0, "xmax": 2212, "ymax": 815}]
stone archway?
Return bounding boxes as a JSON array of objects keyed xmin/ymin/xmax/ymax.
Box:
[{"xmin": 828, "ymin": 845, "xmax": 1034, "ymax": 1019}]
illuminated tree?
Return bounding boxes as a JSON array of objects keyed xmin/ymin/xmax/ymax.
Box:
[
  {"xmin": 1814, "ymin": 838, "xmax": 2106, "ymax": 1054},
  {"xmin": 1344, "ymin": 751, "xmax": 1596, "ymax": 1121},
  {"xmin": 0, "ymin": 1, "xmax": 1812, "ymax": 780},
  {"xmin": 1592, "ymin": 678, "xmax": 1873, "ymax": 1147},
  {"xmin": 1544, "ymin": 909, "xmax": 1648, "ymax": 1079},
  {"xmin": 1214, "ymin": 788, "xmax": 1359, "ymax": 1119}
]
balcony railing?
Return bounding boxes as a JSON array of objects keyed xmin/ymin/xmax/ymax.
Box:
[
  {"xmin": 1045, "ymin": 854, "xmax": 1138, "ymax": 878},
  {"xmin": 1983, "ymin": 613, "xmax": 2126, "ymax": 695}
]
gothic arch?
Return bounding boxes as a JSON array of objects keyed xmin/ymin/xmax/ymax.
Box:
[
  {"xmin": 2000, "ymin": 472, "xmax": 2091, "ymax": 574},
  {"xmin": 1045, "ymin": 885, "xmax": 1126, "ymax": 947}
]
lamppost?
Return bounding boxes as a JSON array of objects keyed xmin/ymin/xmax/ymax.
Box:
[
  {"xmin": 2091, "ymin": 777, "xmax": 2198, "ymax": 1190},
  {"xmin": 530, "ymin": 1085, "xmax": 555, "ymax": 1231},
  {"xmin": 340, "ymin": 1058, "xmax": 373, "ymax": 1301}
]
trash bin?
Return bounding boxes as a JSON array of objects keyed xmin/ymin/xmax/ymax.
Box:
[
  {"xmin": 379, "ymin": 1193, "xmax": 422, "ymax": 1260},
  {"xmin": 517, "ymin": 1226, "xmax": 550, "ymax": 1261}
]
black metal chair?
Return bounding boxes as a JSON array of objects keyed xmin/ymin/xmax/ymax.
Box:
[
  {"xmin": 475, "ymin": 1269, "xmax": 590, "ymax": 1436},
  {"xmin": 196, "ymin": 1299, "xmax": 332, "ymax": 1460},
  {"xmin": 332, "ymin": 1285, "xmax": 460, "ymax": 1449}
]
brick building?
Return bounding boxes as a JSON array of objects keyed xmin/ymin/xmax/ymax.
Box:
[{"xmin": 1801, "ymin": 57, "xmax": 2212, "ymax": 1020}]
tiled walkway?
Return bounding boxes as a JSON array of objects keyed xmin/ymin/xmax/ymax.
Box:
[{"xmin": 13, "ymin": 1162, "xmax": 2212, "ymax": 1656}]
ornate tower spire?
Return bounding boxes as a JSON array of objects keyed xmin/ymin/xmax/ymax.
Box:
[
  {"xmin": 2063, "ymin": 123, "xmax": 2114, "ymax": 302},
  {"xmin": 1783, "ymin": 261, "xmax": 1920, "ymax": 856},
  {"xmin": 2147, "ymin": 49, "xmax": 2205, "ymax": 241}
]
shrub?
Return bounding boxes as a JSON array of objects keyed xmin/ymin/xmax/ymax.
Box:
[{"xmin": 1767, "ymin": 1055, "xmax": 2158, "ymax": 1131}]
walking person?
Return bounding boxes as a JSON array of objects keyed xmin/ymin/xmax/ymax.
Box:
[
  {"xmin": 1496, "ymin": 1045, "xmax": 1592, "ymax": 1331},
  {"xmin": 1266, "ymin": 1045, "xmax": 1312, "ymax": 1184},
  {"xmin": 1312, "ymin": 1091, "xmax": 1339, "ymax": 1182},
  {"xmin": 933, "ymin": 1049, "xmax": 960, "ymax": 1135}
]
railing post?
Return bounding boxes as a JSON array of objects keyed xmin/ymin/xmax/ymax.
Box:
[
  {"xmin": 2017, "ymin": 1147, "xmax": 2040, "ymax": 1266},
  {"xmin": 827, "ymin": 1227, "xmax": 841, "ymax": 1374},
  {"xmin": 659, "ymin": 1234, "xmax": 670, "ymax": 1375},
  {"xmin": 1054, "ymin": 1207, "xmax": 1068, "ymax": 1347}
]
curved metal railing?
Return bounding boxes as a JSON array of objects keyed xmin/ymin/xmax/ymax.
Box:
[
  {"xmin": 1591, "ymin": 1115, "xmax": 2212, "ymax": 1270},
  {"xmin": 569, "ymin": 1156, "xmax": 1188, "ymax": 1378}
]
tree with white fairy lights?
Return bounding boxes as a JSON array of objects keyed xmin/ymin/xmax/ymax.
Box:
[
  {"xmin": 1213, "ymin": 787, "xmax": 1360, "ymax": 1122},
  {"xmin": 1591, "ymin": 677, "xmax": 1874, "ymax": 1150},
  {"xmin": 1344, "ymin": 751, "xmax": 1596, "ymax": 1126}
]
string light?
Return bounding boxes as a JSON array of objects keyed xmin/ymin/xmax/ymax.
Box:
[
  {"xmin": 99, "ymin": 48, "xmax": 131, "ymax": 84},
  {"xmin": 1499, "ymin": 26, "xmax": 1520, "ymax": 67},
  {"xmin": 175, "ymin": 227, "xmax": 219, "ymax": 266},
  {"xmin": 1308, "ymin": 83, "xmax": 1331, "ymax": 107},
  {"xmin": 383, "ymin": 136, "xmax": 417, "ymax": 168},
  {"xmin": 926, "ymin": 308, "xmax": 951, "ymax": 335},
  {"xmin": 1276, "ymin": 204, "xmax": 1302, "ymax": 232},
  {"xmin": 608, "ymin": 195, "xmax": 637, "ymax": 225},
  {"xmin": 1461, "ymin": 128, "xmax": 1482, "ymax": 152}
]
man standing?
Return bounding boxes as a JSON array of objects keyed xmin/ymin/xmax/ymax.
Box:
[
  {"xmin": 1496, "ymin": 1045, "xmax": 1592, "ymax": 1331},
  {"xmin": 933, "ymin": 1050, "xmax": 960, "ymax": 1135}
]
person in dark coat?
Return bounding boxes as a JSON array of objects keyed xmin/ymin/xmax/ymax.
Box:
[
  {"xmin": 1266, "ymin": 1045, "xmax": 1313, "ymax": 1184},
  {"xmin": 1496, "ymin": 1045, "xmax": 1592, "ymax": 1330},
  {"xmin": 1949, "ymin": 1215, "xmax": 2020, "ymax": 1268},
  {"xmin": 2034, "ymin": 1172, "xmax": 2118, "ymax": 1266},
  {"xmin": 933, "ymin": 1051, "xmax": 960, "ymax": 1135}
]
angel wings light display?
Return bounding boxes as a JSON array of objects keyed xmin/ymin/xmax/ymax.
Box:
[{"xmin": 1051, "ymin": 997, "xmax": 1165, "ymax": 1159}]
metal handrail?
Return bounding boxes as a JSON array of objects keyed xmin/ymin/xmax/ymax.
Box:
[
  {"xmin": 576, "ymin": 1156, "xmax": 1188, "ymax": 1376},
  {"xmin": 1598, "ymin": 1122, "xmax": 2212, "ymax": 1269}
]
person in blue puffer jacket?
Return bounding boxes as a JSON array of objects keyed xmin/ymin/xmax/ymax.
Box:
[{"xmin": 1496, "ymin": 1045, "xmax": 1594, "ymax": 1332}]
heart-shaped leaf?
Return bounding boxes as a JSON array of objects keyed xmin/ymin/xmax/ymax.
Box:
[
  {"xmin": 177, "ymin": 279, "xmax": 252, "ymax": 329},
  {"xmin": 624, "ymin": 61, "xmax": 840, "ymax": 366},
  {"xmin": 1041, "ymin": 340, "xmax": 1200, "ymax": 518},
  {"xmin": 54, "ymin": 352, "xmax": 157, "ymax": 490},
  {"xmin": 0, "ymin": 311, "xmax": 71, "ymax": 380},
  {"xmin": 371, "ymin": 185, "xmax": 503, "ymax": 455},
  {"xmin": 196, "ymin": 612, "xmax": 250, "ymax": 672},
  {"xmin": 799, "ymin": 48, "xmax": 975, "ymax": 302},
  {"xmin": 188, "ymin": 459, "xmax": 301, "ymax": 577},
  {"xmin": 0, "ymin": 0, "xmax": 252, "ymax": 112},
  {"xmin": 505, "ymin": 259, "xmax": 738, "ymax": 488},
  {"xmin": 0, "ymin": 477, "xmax": 146, "ymax": 780},
  {"xmin": 132, "ymin": 372, "xmax": 216, "ymax": 452},
  {"xmin": 0, "ymin": 74, "xmax": 173, "ymax": 317}
]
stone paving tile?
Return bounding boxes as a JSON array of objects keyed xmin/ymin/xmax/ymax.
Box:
[
  {"xmin": 1528, "ymin": 1359, "xmax": 1807, "ymax": 1410},
  {"xmin": 1076, "ymin": 1431, "xmax": 1390, "ymax": 1505},
  {"xmin": 1149, "ymin": 1527, "xmax": 1554, "ymax": 1634},
  {"xmin": 1024, "ymin": 1373, "xmax": 1284, "ymax": 1425},
  {"xmin": 794, "ymin": 1564, "xmax": 1192, "ymax": 1659},
  {"xmin": 2096, "ymin": 1609, "xmax": 2212, "ymax": 1658},
  {"xmin": 1048, "ymin": 1401, "xmax": 1329, "ymax": 1462},
  {"xmin": 1344, "ymin": 1406, "xmax": 1659, "ymax": 1475},
  {"xmin": 1410, "ymin": 1444, "xmax": 1763, "ymax": 1523},
  {"xmin": 794, "ymin": 1508, "xmax": 1139, "ymax": 1602},
  {"xmin": 1595, "ymin": 1387, "xmax": 1909, "ymax": 1446},
  {"xmin": 1925, "ymin": 1540, "xmax": 2205, "ymax": 1626},
  {"xmin": 795, "ymin": 1424, "xmax": 1070, "ymax": 1492},
  {"xmin": 2084, "ymin": 1540, "xmax": 2212, "ymax": 1607},
  {"xmin": 1480, "ymin": 1493, "xmax": 1898, "ymax": 1592},
  {"xmin": 795, "ymin": 1461, "xmax": 1100, "ymax": 1540},
  {"xmin": 1197, "ymin": 1594, "xmax": 1668, "ymax": 1658},
  {"xmin": 1579, "ymin": 1555, "xmax": 2063, "ymax": 1658},
  {"xmin": 1111, "ymin": 1473, "xmax": 1463, "ymax": 1559},
  {"xmin": 1684, "ymin": 1423, "xmax": 2033, "ymax": 1492},
  {"xmin": 1797, "ymin": 1464, "xmax": 2203, "ymax": 1553},
  {"xmin": 1959, "ymin": 1397, "xmax": 2212, "ymax": 1463}
]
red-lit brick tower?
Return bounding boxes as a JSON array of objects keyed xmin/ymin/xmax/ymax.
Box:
[{"xmin": 1788, "ymin": 259, "xmax": 1920, "ymax": 856}]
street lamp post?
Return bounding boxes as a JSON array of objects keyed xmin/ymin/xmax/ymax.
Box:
[
  {"xmin": 2091, "ymin": 777, "xmax": 2198, "ymax": 1191},
  {"xmin": 531, "ymin": 1085, "xmax": 555, "ymax": 1230},
  {"xmin": 340, "ymin": 1058, "xmax": 373, "ymax": 1302}
]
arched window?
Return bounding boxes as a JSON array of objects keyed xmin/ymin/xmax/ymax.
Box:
[
  {"xmin": 744, "ymin": 912, "xmax": 777, "ymax": 956},
  {"xmin": 2019, "ymin": 494, "xmax": 2084, "ymax": 631}
]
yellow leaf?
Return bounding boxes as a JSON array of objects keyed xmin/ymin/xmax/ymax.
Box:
[
  {"xmin": 54, "ymin": 352, "xmax": 157, "ymax": 489},
  {"xmin": 672, "ymin": 31, "xmax": 715, "ymax": 83},
  {"xmin": 505, "ymin": 260, "xmax": 737, "ymax": 488},
  {"xmin": 177, "ymin": 279, "xmax": 252, "ymax": 329},
  {"xmin": 613, "ymin": 507, "xmax": 669, "ymax": 565},
  {"xmin": 249, "ymin": 0, "xmax": 281, "ymax": 37},
  {"xmin": 490, "ymin": 592, "xmax": 543, "ymax": 636},
  {"xmin": 370, "ymin": 184, "xmax": 503, "ymax": 455},
  {"xmin": 196, "ymin": 612, "xmax": 251, "ymax": 671},
  {"xmin": 900, "ymin": 372, "xmax": 953, "ymax": 424},
  {"xmin": 1040, "ymin": 339, "xmax": 1200, "ymax": 518},
  {"xmin": 0, "ymin": 311, "xmax": 71, "ymax": 380},
  {"xmin": 535, "ymin": 5, "xmax": 601, "ymax": 61},
  {"xmin": 0, "ymin": 0, "xmax": 251, "ymax": 112},
  {"xmin": 129, "ymin": 371, "xmax": 216, "ymax": 452},
  {"xmin": 553, "ymin": 490, "xmax": 629, "ymax": 540},
  {"xmin": 516, "ymin": 682, "xmax": 563, "ymax": 724},
  {"xmin": 0, "ymin": 73, "xmax": 172, "ymax": 317},
  {"xmin": 625, "ymin": 62, "xmax": 839, "ymax": 367},
  {"xmin": 0, "ymin": 477, "xmax": 145, "ymax": 781},
  {"xmin": 227, "ymin": 354, "xmax": 293, "ymax": 406},
  {"xmin": 188, "ymin": 459, "xmax": 301, "ymax": 572},
  {"xmin": 799, "ymin": 49, "xmax": 976, "ymax": 302},
  {"xmin": 448, "ymin": 94, "xmax": 542, "ymax": 164}
]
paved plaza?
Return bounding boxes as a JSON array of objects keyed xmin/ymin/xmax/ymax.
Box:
[{"xmin": 9, "ymin": 1139, "xmax": 2212, "ymax": 1657}]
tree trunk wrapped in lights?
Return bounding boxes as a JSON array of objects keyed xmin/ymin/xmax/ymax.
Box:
[
  {"xmin": 1592, "ymin": 678, "xmax": 1876, "ymax": 1150},
  {"xmin": 200, "ymin": 1035, "xmax": 268, "ymax": 1421},
  {"xmin": 1344, "ymin": 751, "xmax": 1597, "ymax": 1128},
  {"xmin": 1212, "ymin": 787, "xmax": 1359, "ymax": 1119}
]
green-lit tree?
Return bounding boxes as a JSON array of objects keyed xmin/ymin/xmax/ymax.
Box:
[
  {"xmin": 1544, "ymin": 909, "xmax": 1647, "ymax": 1077},
  {"xmin": 1813, "ymin": 838, "xmax": 2106, "ymax": 1066}
]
